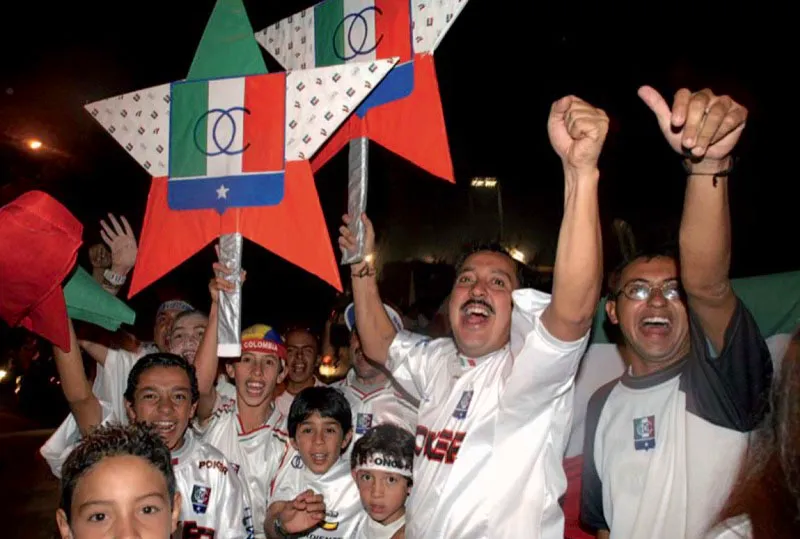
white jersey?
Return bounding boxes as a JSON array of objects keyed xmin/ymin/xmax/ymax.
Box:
[
  {"xmin": 332, "ymin": 370, "xmax": 419, "ymax": 448},
  {"xmin": 196, "ymin": 394, "xmax": 289, "ymax": 539},
  {"xmin": 270, "ymin": 449, "xmax": 365, "ymax": 538},
  {"xmin": 40, "ymin": 403, "xmax": 254, "ymax": 538},
  {"xmin": 387, "ymin": 289, "xmax": 589, "ymax": 539},
  {"xmin": 274, "ymin": 377, "xmax": 326, "ymax": 418},
  {"xmin": 352, "ymin": 515, "xmax": 406, "ymax": 539},
  {"xmin": 704, "ymin": 516, "xmax": 752, "ymax": 539}
]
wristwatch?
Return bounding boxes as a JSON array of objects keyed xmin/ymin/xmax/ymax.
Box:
[{"xmin": 103, "ymin": 268, "xmax": 127, "ymax": 287}]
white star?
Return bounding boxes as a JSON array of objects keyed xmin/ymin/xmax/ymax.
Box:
[{"xmin": 216, "ymin": 184, "xmax": 229, "ymax": 199}]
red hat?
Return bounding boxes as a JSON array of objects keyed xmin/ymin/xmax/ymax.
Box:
[{"xmin": 0, "ymin": 191, "xmax": 82, "ymax": 351}]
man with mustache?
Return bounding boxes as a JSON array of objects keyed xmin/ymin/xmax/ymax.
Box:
[
  {"xmin": 338, "ymin": 94, "xmax": 607, "ymax": 538},
  {"xmin": 579, "ymin": 87, "xmax": 773, "ymax": 539}
]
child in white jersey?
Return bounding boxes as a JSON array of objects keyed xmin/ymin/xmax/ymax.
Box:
[
  {"xmin": 350, "ymin": 424, "xmax": 414, "ymax": 539},
  {"xmin": 267, "ymin": 387, "xmax": 364, "ymax": 538}
]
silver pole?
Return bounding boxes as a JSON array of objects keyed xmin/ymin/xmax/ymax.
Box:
[
  {"xmin": 341, "ymin": 137, "xmax": 370, "ymax": 264},
  {"xmin": 216, "ymin": 232, "xmax": 243, "ymax": 357}
]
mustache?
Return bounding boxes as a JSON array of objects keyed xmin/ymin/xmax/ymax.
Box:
[{"xmin": 460, "ymin": 299, "xmax": 495, "ymax": 315}]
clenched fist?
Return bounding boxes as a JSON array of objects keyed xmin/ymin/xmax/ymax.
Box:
[{"xmin": 548, "ymin": 96, "xmax": 609, "ymax": 174}]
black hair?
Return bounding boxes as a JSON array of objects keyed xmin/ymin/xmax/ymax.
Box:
[
  {"xmin": 59, "ymin": 422, "xmax": 176, "ymax": 521},
  {"xmin": 351, "ymin": 424, "xmax": 415, "ymax": 486},
  {"xmin": 454, "ymin": 242, "xmax": 525, "ymax": 289},
  {"xmin": 606, "ymin": 245, "xmax": 679, "ymax": 297},
  {"xmin": 287, "ymin": 386, "xmax": 352, "ymax": 439},
  {"xmin": 124, "ymin": 352, "xmax": 200, "ymax": 405}
]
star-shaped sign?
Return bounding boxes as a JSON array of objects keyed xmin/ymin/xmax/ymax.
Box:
[{"xmin": 84, "ymin": 0, "xmax": 397, "ymax": 295}]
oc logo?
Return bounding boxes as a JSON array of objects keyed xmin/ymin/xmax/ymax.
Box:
[
  {"xmin": 193, "ymin": 106, "xmax": 252, "ymax": 156},
  {"xmin": 332, "ymin": 7, "xmax": 384, "ymax": 61}
]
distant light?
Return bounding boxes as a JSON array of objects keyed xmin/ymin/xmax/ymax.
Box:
[
  {"xmin": 471, "ymin": 177, "xmax": 497, "ymax": 188},
  {"xmin": 319, "ymin": 364, "xmax": 337, "ymax": 377},
  {"xmin": 28, "ymin": 139, "xmax": 43, "ymax": 150},
  {"xmin": 0, "ymin": 369, "xmax": 7, "ymax": 381},
  {"xmin": 364, "ymin": 253, "xmax": 375, "ymax": 264},
  {"xmin": 508, "ymin": 248, "xmax": 526, "ymax": 264}
]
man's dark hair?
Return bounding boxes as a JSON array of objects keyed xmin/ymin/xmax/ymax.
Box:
[
  {"xmin": 288, "ymin": 387, "xmax": 352, "ymax": 439},
  {"xmin": 59, "ymin": 422, "xmax": 176, "ymax": 521},
  {"xmin": 351, "ymin": 424, "xmax": 415, "ymax": 486},
  {"xmin": 607, "ymin": 246, "xmax": 679, "ymax": 298},
  {"xmin": 124, "ymin": 352, "xmax": 199, "ymax": 404},
  {"xmin": 454, "ymin": 242, "xmax": 525, "ymax": 289}
]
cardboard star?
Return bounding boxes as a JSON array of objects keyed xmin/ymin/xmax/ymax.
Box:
[
  {"xmin": 85, "ymin": 0, "xmax": 397, "ymax": 296},
  {"xmin": 255, "ymin": 0, "xmax": 469, "ymax": 184}
]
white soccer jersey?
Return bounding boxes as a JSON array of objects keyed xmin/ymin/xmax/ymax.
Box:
[
  {"xmin": 270, "ymin": 450, "xmax": 366, "ymax": 538},
  {"xmin": 173, "ymin": 429, "xmax": 256, "ymax": 539},
  {"xmin": 196, "ymin": 394, "xmax": 289, "ymax": 539},
  {"xmin": 333, "ymin": 370, "xmax": 419, "ymax": 448},
  {"xmin": 274, "ymin": 377, "xmax": 326, "ymax": 418},
  {"xmin": 704, "ymin": 515, "xmax": 752, "ymax": 539},
  {"xmin": 40, "ymin": 403, "xmax": 254, "ymax": 538},
  {"xmin": 387, "ymin": 289, "xmax": 589, "ymax": 539},
  {"xmin": 352, "ymin": 514, "xmax": 406, "ymax": 539}
]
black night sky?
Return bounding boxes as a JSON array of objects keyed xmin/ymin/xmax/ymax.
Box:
[{"xmin": 0, "ymin": 1, "xmax": 795, "ymax": 336}]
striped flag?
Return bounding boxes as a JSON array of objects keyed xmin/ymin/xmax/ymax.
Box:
[
  {"xmin": 256, "ymin": 0, "xmax": 412, "ymax": 70},
  {"xmin": 168, "ymin": 74, "xmax": 286, "ymax": 214}
]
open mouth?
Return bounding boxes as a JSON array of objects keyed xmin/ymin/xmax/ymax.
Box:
[
  {"xmin": 369, "ymin": 504, "xmax": 386, "ymax": 515},
  {"xmin": 245, "ymin": 380, "xmax": 266, "ymax": 396},
  {"xmin": 291, "ymin": 361, "xmax": 308, "ymax": 374},
  {"xmin": 310, "ymin": 452, "xmax": 329, "ymax": 466},
  {"xmin": 640, "ymin": 316, "xmax": 671, "ymax": 335},
  {"xmin": 460, "ymin": 300, "xmax": 494, "ymax": 326},
  {"xmin": 151, "ymin": 420, "xmax": 177, "ymax": 435}
]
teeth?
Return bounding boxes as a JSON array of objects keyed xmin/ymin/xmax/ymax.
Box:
[
  {"xmin": 465, "ymin": 305, "xmax": 489, "ymax": 316},
  {"xmin": 643, "ymin": 317, "xmax": 669, "ymax": 325}
]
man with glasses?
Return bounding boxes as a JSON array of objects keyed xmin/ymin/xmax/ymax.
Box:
[
  {"xmin": 274, "ymin": 327, "xmax": 326, "ymax": 418},
  {"xmin": 580, "ymin": 86, "xmax": 773, "ymax": 539}
]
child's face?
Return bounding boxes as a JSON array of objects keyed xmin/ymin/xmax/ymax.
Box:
[
  {"xmin": 56, "ymin": 454, "xmax": 180, "ymax": 539},
  {"xmin": 168, "ymin": 313, "xmax": 208, "ymax": 364},
  {"xmin": 352, "ymin": 469, "xmax": 410, "ymax": 525},
  {"xmin": 291, "ymin": 412, "xmax": 352, "ymax": 474},
  {"xmin": 125, "ymin": 366, "xmax": 197, "ymax": 451},
  {"xmin": 226, "ymin": 351, "xmax": 286, "ymax": 408}
]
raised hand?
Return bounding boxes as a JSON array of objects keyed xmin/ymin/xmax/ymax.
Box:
[
  {"xmin": 338, "ymin": 213, "xmax": 375, "ymax": 264},
  {"xmin": 638, "ymin": 85, "xmax": 747, "ymax": 161},
  {"xmin": 548, "ymin": 95, "xmax": 609, "ymax": 174},
  {"xmin": 100, "ymin": 214, "xmax": 138, "ymax": 275},
  {"xmin": 279, "ymin": 490, "xmax": 326, "ymax": 534},
  {"xmin": 208, "ymin": 245, "xmax": 246, "ymax": 305}
]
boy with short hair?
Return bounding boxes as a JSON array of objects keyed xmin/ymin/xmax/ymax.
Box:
[
  {"xmin": 350, "ymin": 424, "xmax": 414, "ymax": 539},
  {"xmin": 42, "ymin": 314, "xmax": 255, "ymax": 538},
  {"xmin": 56, "ymin": 422, "xmax": 181, "ymax": 539},
  {"xmin": 266, "ymin": 387, "xmax": 364, "ymax": 538}
]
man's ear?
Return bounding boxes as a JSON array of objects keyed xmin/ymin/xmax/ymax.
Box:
[
  {"xmin": 125, "ymin": 399, "xmax": 137, "ymax": 423},
  {"xmin": 605, "ymin": 299, "xmax": 619, "ymax": 325}
]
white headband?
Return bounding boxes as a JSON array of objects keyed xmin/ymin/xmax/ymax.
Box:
[{"xmin": 353, "ymin": 452, "xmax": 412, "ymax": 478}]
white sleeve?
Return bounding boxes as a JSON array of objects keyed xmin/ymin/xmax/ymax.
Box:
[
  {"xmin": 40, "ymin": 400, "xmax": 119, "ymax": 478},
  {"xmin": 214, "ymin": 462, "xmax": 257, "ymax": 539},
  {"xmin": 91, "ymin": 347, "xmax": 141, "ymax": 423},
  {"xmin": 386, "ymin": 331, "xmax": 455, "ymax": 399},
  {"xmin": 194, "ymin": 393, "xmax": 234, "ymax": 435},
  {"xmin": 501, "ymin": 289, "xmax": 590, "ymax": 414}
]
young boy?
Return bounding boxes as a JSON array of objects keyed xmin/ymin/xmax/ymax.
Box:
[
  {"xmin": 41, "ymin": 314, "xmax": 255, "ymax": 538},
  {"xmin": 350, "ymin": 424, "xmax": 414, "ymax": 539},
  {"xmin": 192, "ymin": 262, "xmax": 292, "ymax": 538},
  {"xmin": 56, "ymin": 422, "xmax": 181, "ymax": 539},
  {"xmin": 266, "ymin": 387, "xmax": 364, "ymax": 538}
]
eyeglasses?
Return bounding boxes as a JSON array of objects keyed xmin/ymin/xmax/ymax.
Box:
[{"xmin": 615, "ymin": 280, "xmax": 682, "ymax": 302}]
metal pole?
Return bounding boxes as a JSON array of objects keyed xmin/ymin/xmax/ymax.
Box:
[
  {"xmin": 216, "ymin": 232, "xmax": 243, "ymax": 357},
  {"xmin": 341, "ymin": 137, "xmax": 369, "ymax": 264}
]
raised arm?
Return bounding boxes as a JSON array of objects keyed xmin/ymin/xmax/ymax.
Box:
[
  {"xmin": 338, "ymin": 214, "xmax": 395, "ymax": 364},
  {"xmin": 639, "ymin": 86, "xmax": 747, "ymax": 351},
  {"xmin": 541, "ymin": 96, "xmax": 607, "ymax": 342},
  {"xmin": 54, "ymin": 315, "xmax": 103, "ymax": 435}
]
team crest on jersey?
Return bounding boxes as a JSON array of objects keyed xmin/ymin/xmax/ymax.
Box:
[
  {"xmin": 452, "ymin": 390, "xmax": 474, "ymax": 419},
  {"xmin": 190, "ymin": 484, "xmax": 212, "ymax": 514},
  {"xmin": 633, "ymin": 415, "xmax": 656, "ymax": 450},
  {"xmin": 356, "ymin": 412, "xmax": 374, "ymax": 434},
  {"xmin": 321, "ymin": 510, "xmax": 339, "ymax": 530},
  {"xmin": 291, "ymin": 454, "xmax": 304, "ymax": 469}
]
